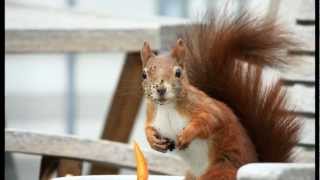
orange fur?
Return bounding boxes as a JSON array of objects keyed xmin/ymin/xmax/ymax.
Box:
[{"xmin": 141, "ymin": 10, "xmax": 301, "ymax": 180}]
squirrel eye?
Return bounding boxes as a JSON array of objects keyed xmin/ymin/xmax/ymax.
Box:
[
  {"xmin": 142, "ymin": 71, "xmax": 147, "ymax": 80},
  {"xmin": 175, "ymin": 68, "xmax": 182, "ymax": 78}
]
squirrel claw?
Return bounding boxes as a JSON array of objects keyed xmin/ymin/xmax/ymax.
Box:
[
  {"xmin": 149, "ymin": 129, "xmax": 175, "ymax": 152},
  {"xmin": 166, "ymin": 138, "xmax": 176, "ymax": 151},
  {"xmin": 176, "ymin": 133, "xmax": 191, "ymax": 150},
  {"xmin": 151, "ymin": 138, "xmax": 175, "ymax": 153}
]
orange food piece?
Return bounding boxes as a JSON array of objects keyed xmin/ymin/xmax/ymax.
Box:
[{"xmin": 133, "ymin": 141, "xmax": 149, "ymax": 180}]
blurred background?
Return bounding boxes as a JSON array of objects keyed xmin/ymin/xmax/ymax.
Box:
[{"xmin": 5, "ymin": 0, "xmax": 314, "ymax": 180}]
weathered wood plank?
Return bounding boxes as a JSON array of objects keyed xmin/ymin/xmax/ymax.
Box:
[
  {"xmin": 237, "ymin": 163, "xmax": 315, "ymax": 180},
  {"xmin": 5, "ymin": 29, "xmax": 158, "ymax": 53},
  {"xmin": 296, "ymin": 0, "xmax": 315, "ymax": 21},
  {"xmin": 160, "ymin": 23, "xmax": 315, "ymax": 53},
  {"xmin": 5, "ymin": 129, "xmax": 188, "ymax": 175},
  {"xmin": 289, "ymin": 25, "xmax": 315, "ymax": 52},
  {"xmin": 277, "ymin": 0, "xmax": 302, "ymax": 24},
  {"xmin": 298, "ymin": 117, "xmax": 315, "ymax": 146},
  {"xmin": 6, "ymin": 2, "xmax": 314, "ymax": 53},
  {"xmin": 293, "ymin": 147, "xmax": 315, "ymax": 163},
  {"xmin": 287, "ymin": 84, "xmax": 315, "ymax": 114},
  {"xmin": 90, "ymin": 53, "xmax": 143, "ymax": 174},
  {"xmin": 5, "ymin": 3, "xmax": 186, "ymax": 53},
  {"xmin": 279, "ymin": 55, "xmax": 315, "ymax": 82},
  {"xmin": 265, "ymin": 68, "xmax": 314, "ymax": 114}
]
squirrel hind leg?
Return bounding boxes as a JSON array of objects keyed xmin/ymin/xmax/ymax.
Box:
[{"xmin": 198, "ymin": 162, "xmax": 237, "ymax": 180}]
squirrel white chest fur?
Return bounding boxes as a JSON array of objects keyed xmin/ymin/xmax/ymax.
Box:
[{"xmin": 152, "ymin": 103, "xmax": 210, "ymax": 176}]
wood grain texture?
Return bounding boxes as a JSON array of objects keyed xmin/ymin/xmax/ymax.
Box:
[
  {"xmin": 6, "ymin": 1, "xmax": 314, "ymax": 53},
  {"xmin": 5, "ymin": 129, "xmax": 313, "ymax": 180},
  {"xmin": 5, "ymin": 129, "xmax": 188, "ymax": 175},
  {"xmin": 5, "ymin": 3, "xmax": 186, "ymax": 53},
  {"xmin": 57, "ymin": 159, "xmax": 83, "ymax": 177},
  {"xmin": 90, "ymin": 52, "xmax": 144, "ymax": 174},
  {"xmin": 5, "ymin": 30, "xmax": 158, "ymax": 53}
]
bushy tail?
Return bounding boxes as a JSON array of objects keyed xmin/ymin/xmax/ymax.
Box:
[{"xmin": 182, "ymin": 11, "xmax": 301, "ymax": 162}]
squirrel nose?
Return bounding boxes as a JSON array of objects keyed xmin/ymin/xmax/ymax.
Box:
[{"xmin": 157, "ymin": 87, "xmax": 167, "ymax": 96}]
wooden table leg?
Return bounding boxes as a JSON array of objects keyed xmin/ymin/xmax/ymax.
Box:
[
  {"xmin": 90, "ymin": 52, "xmax": 143, "ymax": 174},
  {"xmin": 39, "ymin": 156, "xmax": 82, "ymax": 180},
  {"xmin": 57, "ymin": 159, "xmax": 83, "ymax": 177},
  {"xmin": 39, "ymin": 156, "xmax": 60, "ymax": 180}
]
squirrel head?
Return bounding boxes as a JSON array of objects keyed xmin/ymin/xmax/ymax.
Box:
[{"xmin": 140, "ymin": 39, "xmax": 188, "ymax": 105}]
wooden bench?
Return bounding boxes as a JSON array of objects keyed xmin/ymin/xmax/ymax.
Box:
[
  {"xmin": 5, "ymin": 0, "xmax": 315, "ymax": 179},
  {"xmin": 5, "ymin": 1, "xmax": 187, "ymax": 177},
  {"xmin": 5, "ymin": 129, "xmax": 188, "ymax": 175},
  {"xmin": 4, "ymin": 129, "xmax": 315, "ymax": 177},
  {"xmin": 276, "ymin": 0, "xmax": 316, "ymax": 149}
]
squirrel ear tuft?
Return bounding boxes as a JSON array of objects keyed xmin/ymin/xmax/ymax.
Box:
[
  {"xmin": 171, "ymin": 38, "xmax": 186, "ymax": 64},
  {"xmin": 140, "ymin": 41, "xmax": 154, "ymax": 67}
]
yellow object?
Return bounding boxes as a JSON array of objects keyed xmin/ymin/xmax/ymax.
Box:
[{"xmin": 133, "ymin": 141, "xmax": 149, "ymax": 180}]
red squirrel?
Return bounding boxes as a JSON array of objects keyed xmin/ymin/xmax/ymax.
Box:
[{"xmin": 140, "ymin": 11, "xmax": 300, "ymax": 180}]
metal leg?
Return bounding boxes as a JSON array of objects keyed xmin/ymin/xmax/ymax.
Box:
[{"xmin": 66, "ymin": 53, "xmax": 76, "ymax": 134}]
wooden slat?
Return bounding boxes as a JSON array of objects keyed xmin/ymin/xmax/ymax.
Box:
[
  {"xmin": 279, "ymin": 55, "xmax": 315, "ymax": 82},
  {"xmin": 5, "ymin": 124, "xmax": 314, "ymax": 171},
  {"xmin": 293, "ymin": 147, "xmax": 315, "ymax": 163},
  {"xmin": 289, "ymin": 25, "xmax": 315, "ymax": 52},
  {"xmin": 296, "ymin": 0, "xmax": 315, "ymax": 21},
  {"xmin": 287, "ymin": 84, "xmax": 315, "ymax": 114},
  {"xmin": 5, "ymin": 3, "xmax": 186, "ymax": 53},
  {"xmin": 90, "ymin": 53, "xmax": 143, "ymax": 174},
  {"xmin": 160, "ymin": 23, "xmax": 315, "ymax": 53},
  {"xmin": 7, "ymin": 1, "xmax": 313, "ymax": 53},
  {"xmin": 5, "ymin": 129, "xmax": 188, "ymax": 175},
  {"xmin": 298, "ymin": 117, "xmax": 315, "ymax": 146},
  {"xmin": 276, "ymin": 0, "xmax": 302, "ymax": 24},
  {"xmin": 5, "ymin": 29, "xmax": 158, "ymax": 53},
  {"xmin": 237, "ymin": 163, "xmax": 315, "ymax": 180},
  {"xmin": 265, "ymin": 61, "xmax": 314, "ymax": 114}
]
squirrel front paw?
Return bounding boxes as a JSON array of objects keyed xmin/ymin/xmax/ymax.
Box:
[
  {"xmin": 147, "ymin": 128, "xmax": 175, "ymax": 153},
  {"xmin": 176, "ymin": 128, "xmax": 195, "ymax": 150}
]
